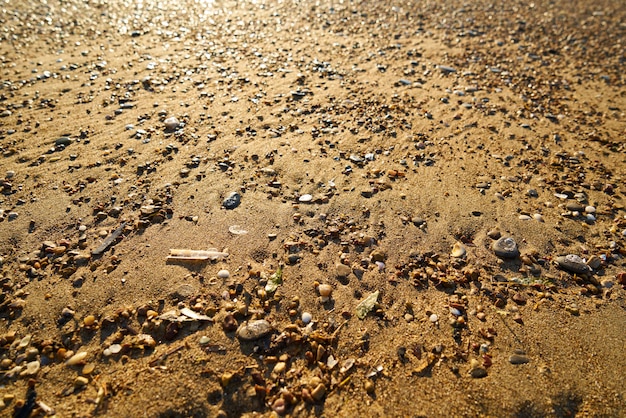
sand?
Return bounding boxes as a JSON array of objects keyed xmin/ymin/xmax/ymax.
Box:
[{"xmin": 1, "ymin": 0, "xmax": 625, "ymax": 416}]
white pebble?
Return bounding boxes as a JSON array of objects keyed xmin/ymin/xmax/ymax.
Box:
[
  {"xmin": 301, "ymin": 312, "xmax": 312, "ymax": 324},
  {"xmin": 109, "ymin": 344, "xmax": 122, "ymax": 354},
  {"xmin": 518, "ymin": 215, "xmax": 531, "ymax": 221},
  {"xmin": 66, "ymin": 351, "xmax": 88, "ymax": 365},
  {"xmin": 585, "ymin": 206, "xmax": 596, "ymax": 213},
  {"xmin": 533, "ymin": 213, "xmax": 544, "ymax": 222},
  {"xmin": 164, "ymin": 116, "xmax": 180, "ymax": 130},
  {"xmin": 298, "ymin": 194, "xmax": 313, "ymax": 203},
  {"xmin": 429, "ymin": 313, "xmax": 439, "ymax": 323},
  {"xmin": 217, "ymin": 269, "xmax": 230, "ymax": 279}
]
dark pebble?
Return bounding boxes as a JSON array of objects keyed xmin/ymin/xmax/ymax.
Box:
[
  {"xmin": 556, "ymin": 254, "xmax": 591, "ymax": 275},
  {"xmin": 223, "ymin": 192, "xmax": 241, "ymax": 210},
  {"xmin": 509, "ymin": 354, "xmax": 530, "ymax": 365}
]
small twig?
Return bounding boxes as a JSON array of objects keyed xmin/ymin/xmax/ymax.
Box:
[{"xmin": 148, "ymin": 345, "xmax": 184, "ymax": 367}]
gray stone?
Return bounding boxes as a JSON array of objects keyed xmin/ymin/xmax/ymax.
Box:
[
  {"xmin": 556, "ymin": 254, "xmax": 591, "ymax": 275},
  {"xmin": 223, "ymin": 192, "xmax": 241, "ymax": 210},
  {"xmin": 509, "ymin": 354, "xmax": 530, "ymax": 365},
  {"xmin": 493, "ymin": 237, "xmax": 519, "ymax": 258}
]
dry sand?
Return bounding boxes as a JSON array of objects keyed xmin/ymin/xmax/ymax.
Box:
[{"xmin": 1, "ymin": 0, "xmax": 625, "ymax": 416}]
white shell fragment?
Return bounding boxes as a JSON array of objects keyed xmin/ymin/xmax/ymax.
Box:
[
  {"xmin": 167, "ymin": 248, "xmax": 229, "ymax": 261},
  {"xmin": 236, "ymin": 320, "xmax": 273, "ymax": 341}
]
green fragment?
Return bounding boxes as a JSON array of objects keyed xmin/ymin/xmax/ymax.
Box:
[
  {"xmin": 264, "ymin": 266, "xmax": 283, "ymax": 293},
  {"xmin": 356, "ymin": 291, "xmax": 379, "ymax": 319}
]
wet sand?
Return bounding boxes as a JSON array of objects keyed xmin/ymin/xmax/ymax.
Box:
[{"xmin": 1, "ymin": 0, "xmax": 625, "ymax": 416}]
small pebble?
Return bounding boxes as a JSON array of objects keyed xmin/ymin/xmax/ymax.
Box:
[
  {"xmin": 429, "ymin": 313, "xmax": 439, "ymax": 323},
  {"xmin": 298, "ymin": 194, "xmax": 313, "ymax": 202},
  {"xmin": 199, "ymin": 336, "xmax": 211, "ymax": 345},
  {"xmin": 318, "ymin": 284, "xmax": 333, "ymax": 297},
  {"xmin": 66, "ymin": 351, "xmax": 88, "ymax": 366},
  {"xmin": 336, "ymin": 263, "xmax": 352, "ymax": 278},
  {"xmin": 217, "ymin": 269, "xmax": 230, "ymax": 279},
  {"xmin": 74, "ymin": 376, "xmax": 89, "ymax": 388},
  {"xmin": 509, "ymin": 354, "xmax": 530, "ymax": 365},
  {"xmin": 470, "ymin": 367, "xmax": 488, "ymax": 378},
  {"xmin": 164, "ymin": 116, "xmax": 180, "ymax": 130},
  {"xmin": 301, "ymin": 312, "xmax": 312, "ymax": 324},
  {"xmin": 222, "ymin": 192, "xmax": 241, "ymax": 210}
]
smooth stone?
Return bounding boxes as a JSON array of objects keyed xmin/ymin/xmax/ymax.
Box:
[
  {"xmin": 509, "ymin": 354, "xmax": 530, "ymax": 365},
  {"xmin": 298, "ymin": 194, "xmax": 313, "ymax": 203},
  {"xmin": 164, "ymin": 116, "xmax": 180, "ymax": 130},
  {"xmin": 429, "ymin": 314, "xmax": 439, "ymax": 323},
  {"xmin": 301, "ymin": 312, "xmax": 312, "ymax": 324},
  {"xmin": 585, "ymin": 206, "xmax": 596, "ymax": 213},
  {"xmin": 236, "ymin": 320, "xmax": 272, "ymax": 341},
  {"xmin": 470, "ymin": 367, "xmax": 488, "ymax": 378},
  {"xmin": 336, "ymin": 263, "xmax": 352, "ymax": 278},
  {"xmin": 222, "ymin": 192, "xmax": 241, "ymax": 210},
  {"xmin": 493, "ymin": 237, "xmax": 519, "ymax": 258},
  {"xmin": 217, "ymin": 270, "xmax": 230, "ymax": 279},
  {"xmin": 55, "ymin": 137, "xmax": 72, "ymax": 146},
  {"xmin": 518, "ymin": 215, "xmax": 531, "ymax": 221},
  {"xmin": 556, "ymin": 254, "xmax": 591, "ymax": 275},
  {"xmin": 566, "ymin": 202, "xmax": 585, "ymax": 212}
]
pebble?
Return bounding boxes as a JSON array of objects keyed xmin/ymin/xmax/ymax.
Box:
[
  {"xmin": 533, "ymin": 213, "xmax": 544, "ymax": 222},
  {"xmin": 470, "ymin": 366, "xmax": 488, "ymax": 378},
  {"xmin": 518, "ymin": 215, "xmax": 531, "ymax": 221},
  {"xmin": 298, "ymin": 194, "xmax": 313, "ymax": 203},
  {"xmin": 66, "ymin": 351, "xmax": 88, "ymax": 366},
  {"xmin": 236, "ymin": 320, "xmax": 272, "ymax": 341},
  {"xmin": 429, "ymin": 313, "xmax": 439, "ymax": 323},
  {"xmin": 301, "ymin": 312, "xmax": 312, "ymax": 324},
  {"xmin": 556, "ymin": 254, "xmax": 591, "ymax": 275},
  {"xmin": 566, "ymin": 202, "xmax": 584, "ymax": 212},
  {"xmin": 311, "ymin": 383, "xmax": 327, "ymax": 401},
  {"xmin": 217, "ymin": 269, "xmax": 230, "ymax": 279},
  {"xmin": 492, "ymin": 237, "xmax": 519, "ymax": 258},
  {"xmin": 164, "ymin": 116, "xmax": 180, "ymax": 130},
  {"xmin": 318, "ymin": 284, "xmax": 333, "ymax": 297},
  {"xmin": 509, "ymin": 354, "xmax": 530, "ymax": 365},
  {"xmin": 199, "ymin": 336, "xmax": 211, "ymax": 345},
  {"xmin": 336, "ymin": 263, "xmax": 352, "ymax": 278},
  {"xmin": 487, "ymin": 228, "xmax": 501, "ymax": 240},
  {"xmin": 222, "ymin": 192, "xmax": 241, "ymax": 210}
]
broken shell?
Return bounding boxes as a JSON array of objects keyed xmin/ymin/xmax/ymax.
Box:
[
  {"xmin": 236, "ymin": 320, "xmax": 273, "ymax": 341},
  {"xmin": 451, "ymin": 242, "xmax": 466, "ymax": 258}
]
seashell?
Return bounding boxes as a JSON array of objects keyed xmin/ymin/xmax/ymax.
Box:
[
  {"xmin": 451, "ymin": 242, "xmax": 466, "ymax": 258},
  {"xmin": 236, "ymin": 320, "xmax": 273, "ymax": 341}
]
